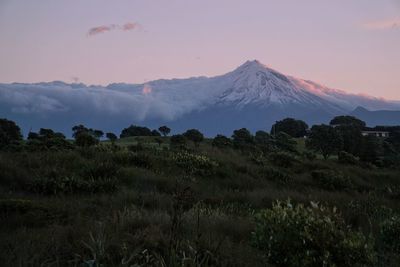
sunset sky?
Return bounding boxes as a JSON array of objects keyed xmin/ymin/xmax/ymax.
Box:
[{"xmin": 0, "ymin": 0, "xmax": 399, "ymax": 99}]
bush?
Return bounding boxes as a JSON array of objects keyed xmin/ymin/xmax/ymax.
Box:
[
  {"xmin": 28, "ymin": 176, "xmax": 117, "ymax": 195},
  {"xmin": 379, "ymin": 215, "xmax": 400, "ymax": 254},
  {"xmin": 259, "ymin": 167, "xmax": 293, "ymax": 185},
  {"xmin": 269, "ymin": 151, "xmax": 297, "ymax": 168},
  {"xmin": 212, "ymin": 134, "xmax": 232, "ymax": 149},
  {"xmin": 338, "ymin": 151, "xmax": 358, "ymax": 165},
  {"xmin": 302, "ymin": 150, "xmax": 317, "ymax": 161},
  {"xmin": 311, "ymin": 170, "xmax": 352, "ymax": 191},
  {"xmin": 252, "ymin": 200, "xmax": 375, "ymax": 267},
  {"xmin": 172, "ymin": 151, "xmax": 218, "ymax": 176},
  {"xmin": 75, "ymin": 132, "xmax": 99, "ymax": 147}
]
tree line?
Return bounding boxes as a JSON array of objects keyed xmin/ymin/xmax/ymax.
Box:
[{"xmin": 1, "ymin": 116, "xmax": 399, "ymax": 166}]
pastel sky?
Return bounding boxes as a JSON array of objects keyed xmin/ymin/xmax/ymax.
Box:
[{"xmin": 0, "ymin": 0, "xmax": 399, "ymax": 99}]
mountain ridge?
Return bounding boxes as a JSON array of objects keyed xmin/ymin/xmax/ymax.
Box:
[{"xmin": 0, "ymin": 60, "xmax": 399, "ymax": 136}]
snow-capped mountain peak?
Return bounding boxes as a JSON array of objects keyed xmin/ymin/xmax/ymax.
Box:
[
  {"xmin": 0, "ymin": 59, "xmax": 399, "ymax": 136},
  {"xmin": 214, "ymin": 60, "xmax": 323, "ymax": 107}
]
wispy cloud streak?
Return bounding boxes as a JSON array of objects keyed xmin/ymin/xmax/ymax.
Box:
[
  {"xmin": 363, "ymin": 18, "xmax": 400, "ymax": 30},
  {"xmin": 87, "ymin": 22, "xmax": 139, "ymax": 36}
]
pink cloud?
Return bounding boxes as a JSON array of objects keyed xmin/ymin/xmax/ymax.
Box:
[
  {"xmin": 87, "ymin": 22, "xmax": 139, "ymax": 37},
  {"xmin": 122, "ymin": 22, "xmax": 139, "ymax": 31},
  {"xmin": 87, "ymin": 25, "xmax": 116, "ymax": 36},
  {"xmin": 142, "ymin": 84, "xmax": 152, "ymax": 95},
  {"xmin": 363, "ymin": 18, "xmax": 400, "ymax": 30}
]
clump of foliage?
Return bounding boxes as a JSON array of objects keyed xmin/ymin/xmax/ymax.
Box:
[
  {"xmin": 183, "ymin": 129, "xmax": 204, "ymax": 147},
  {"xmin": 379, "ymin": 215, "xmax": 400, "ymax": 254},
  {"xmin": 274, "ymin": 132, "xmax": 297, "ymax": 153},
  {"xmin": 120, "ymin": 125, "xmax": 154, "ymax": 138},
  {"xmin": 311, "ymin": 170, "xmax": 352, "ymax": 191},
  {"xmin": 338, "ymin": 151, "xmax": 358, "ymax": 165},
  {"xmin": 252, "ymin": 200, "xmax": 375, "ymax": 267},
  {"xmin": 306, "ymin": 124, "xmax": 343, "ymax": 159},
  {"xmin": 0, "ymin": 118, "xmax": 23, "ymax": 150},
  {"xmin": 106, "ymin": 132, "xmax": 117, "ymax": 143},
  {"xmin": 269, "ymin": 151, "xmax": 297, "ymax": 168},
  {"xmin": 27, "ymin": 128, "xmax": 73, "ymax": 151},
  {"xmin": 28, "ymin": 175, "xmax": 117, "ymax": 195},
  {"xmin": 330, "ymin": 115, "xmax": 366, "ymax": 128},
  {"xmin": 170, "ymin": 134, "xmax": 187, "ymax": 149},
  {"xmin": 212, "ymin": 134, "xmax": 232, "ymax": 149},
  {"xmin": 271, "ymin": 118, "xmax": 308, "ymax": 138},
  {"xmin": 259, "ymin": 167, "xmax": 293, "ymax": 185},
  {"xmin": 302, "ymin": 150, "xmax": 317, "ymax": 161},
  {"xmin": 75, "ymin": 132, "xmax": 99, "ymax": 147},
  {"xmin": 158, "ymin": 125, "xmax": 171, "ymax": 136},
  {"xmin": 172, "ymin": 151, "xmax": 218, "ymax": 176},
  {"xmin": 232, "ymin": 128, "xmax": 254, "ymax": 150}
]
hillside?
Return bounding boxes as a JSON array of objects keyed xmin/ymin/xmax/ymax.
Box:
[{"xmin": 1, "ymin": 132, "xmax": 400, "ymax": 266}]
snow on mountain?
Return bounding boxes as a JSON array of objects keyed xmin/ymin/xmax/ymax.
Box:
[{"xmin": 0, "ymin": 60, "xmax": 399, "ymax": 136}]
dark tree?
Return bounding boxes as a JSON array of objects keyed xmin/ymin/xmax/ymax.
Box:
[
  {"xmin": 255, "ymin": 130, "xmax": 273, "ymax": 152},
  {"xmin": 158, "ymin": 126, "xmax": 171, "ymax": 137},
  {"xmin": 75, "ymin": 132, "xmax": 99, "ymax": 147},
  {"xmin": 0, "ymin": 118, "xmax": 23, "ymax": 148},
  {"xmin": 330, "ymin": 116, "xmax": 366, "ymax": 129},
  {"xmin": 212, "ymin": 134, "xmax": 232, "ymax": 149},
  {"xmin": 170, "ymin": 134, "xmax": 186, "ymax": 149},
  {"xmin": 183, "ymin": 129, "xmax": 204, "ymax": 147},
  {"xmin": 255, "ymin": 131, "xmax": 272, "ymax": 145},
  {"xmin": 106, "ymin": 132, "xmax": 117, "ymax": 143},
  {"xmin": 271, "ymin": 118, "xmax": 309, "ymax": 138},
  {"xmin": 359, "ymin": 135, "xmax": 381, "ymax": 164},
  {"xmin": 39, "ymin": 128, "xmax": 56, "ymax": 138},
  {"xmin": 151, "ymin": 129, "xmax": 161, "ymax": 137},
  {"xmin": 274, "ymin": 132, "xmax": 297, "ymax": 153},
  {"xmin": 27, "ymin": 132, "xmax": 40, "ymax": 140},
  {"xmin": 335, "ymin": 125, "xmax": 363, "ymax": 156},
  {"xmin": 120, "ymin": 125, "xmax": 153, "ymax": 138},
  {"xmin": 387, "ymin": 131, "xmax": 400, "ymax": 152},
  {"xmin": 232, "ymin": 128, "xmax": 254, "ymax": 148},
  {"xmin": 27, "ymin": 128, "xmax": 71, "ymax": 150},
  {"xmin": 72, "ymin": 124, "xmax": 89, "ymax": 138},
  {"xmin": 306, "ymin": 125, "xmax": 343, "ymax": 159},
  {"xmin": 93, "ymin": 130, "xmax": 104, "ymax": 139}
]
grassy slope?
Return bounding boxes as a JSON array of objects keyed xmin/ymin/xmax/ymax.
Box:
[{"xmin": 0, "ymin": 137, "xmax": 399, "ymax": 266}]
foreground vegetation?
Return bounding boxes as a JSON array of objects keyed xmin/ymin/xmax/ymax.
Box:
[{"xmin": 1, "ymin": 117, "xmax": 400, "ymax": 266}]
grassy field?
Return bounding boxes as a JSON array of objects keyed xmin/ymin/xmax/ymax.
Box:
[{"xmin": 1, "ymin": 137, "xmax": 399, "ymax": 266}]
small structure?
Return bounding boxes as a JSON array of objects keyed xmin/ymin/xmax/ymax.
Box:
[{"xmin": 361, "ymin": 130, "xmax": 390, "ymax": 138}]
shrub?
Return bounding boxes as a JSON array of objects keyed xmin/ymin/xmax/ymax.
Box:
[
  {"xmin": 170, "ymin": 134, "xmax": 187, "ymax": 150},
  {"xmin": 128, "ymin": 143, "xmax": 144, "ymax": 152},
  {"xmin": 338, "ymin": 151, "xmax": 358, "ymax": 165},
  {"xmin": 172, "ymin": 151, "xmax": 218, "ymax": 176},
  {"xmin": 75, "ymin": 132, "xmax": 99, "ymax": 147},
  {"xmin": 0, "ymin": 118, "xmax": 23, "ymax": 149},
  {"xmin": 28, "ymin": 176, "xmax": 117, "ymax": 195},
  {"xmin": 259, "ymin": 167, "xmax": 293, "ymax": 185},
  {"xmin": 311, "ymin": 170, "xmax": 352, "ymax": 191},
  {"xmin": 302, "ymin": 150, "xmax": 317, "ymax": 161},
  {"xmin": 212, "ymin": 134, "xmax": 232, "ymax": 149},
  {"xmin": 252, "ymin": 200, "xmax": 375, "ymax": 267},
  {"xmin": 269, "ymin": 151, "xmax": 297, "ymax": 168},
  {"xmin": 81, "ymin": 160, "xmax": 118, "ymax": 179},
  {"xmin": 379, "ymin": 215, "xmax": 400, "ymax": 254}
]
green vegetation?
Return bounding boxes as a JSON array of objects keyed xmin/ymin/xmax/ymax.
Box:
[{"xmin": 0, "ymin": 117, "xmax": 400, "ymax": 266}]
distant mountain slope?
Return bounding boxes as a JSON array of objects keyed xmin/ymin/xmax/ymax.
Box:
[
  {"xmin": 0, "ymin": 60, "xmax": 399, "ymax": 136},
  {"xmin": 350, "ymin": 107, "xmax": 400, "ymax": 127}
]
